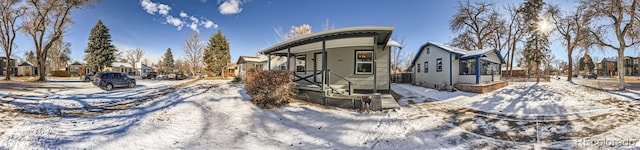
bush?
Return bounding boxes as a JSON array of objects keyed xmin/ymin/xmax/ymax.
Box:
[{"xmin": 244, "ymin": 70, "xmax": 294, "ymax": 108}]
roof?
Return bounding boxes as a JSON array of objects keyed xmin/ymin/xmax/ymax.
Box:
[
  {"xmin": 111, "ymin": 62, "xmax": 133, "ymax": 68},
  {"xmin": 18, "ymin": 62, "xmax": 33, "ymax": 66},
  {"xmin": 236, "ymin": 56, "xmax": 267, "ymax": 64},
  {"xmin": 260, "ymin": 26, "xmax": 395, "ymax": 54},
  {"xmin": 70, "ymin": 61, "xmax": 83, "ymax": 65},
  {"xmin": 411, "ymin": 42, "xmax": 505, "ymax": 67}
]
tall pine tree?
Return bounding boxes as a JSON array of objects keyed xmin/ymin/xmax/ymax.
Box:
[
  {"xmin": 163, "ymin": 48, "xmax": 175, "ymax": 73},
  {"xmin": 85, "ymin": 20, "xmax": 117, "ymax": 72},
  {"xmin": 520, "ymin": 0, "xmax": 551, "ymax": 82},
  {"xmin": 203, "ymin": 30, "xmax": 230, "ymax": 76}
]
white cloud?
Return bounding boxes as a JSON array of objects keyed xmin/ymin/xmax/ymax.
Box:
[
  {"xmin": 189, "ymin": 16, "xmax": 199, "ymax": 24},
  {"xmin": 189, "ymin": 22, "xmax": 199, "ymax": 32},
  {"xmin": 141, "ymin": 0, "xmax": 219, "ymax": 32},
  {"xmin": 158, "ymin": 4, "xmax": 171, "ymax": 16},
  {"xmin": 141, "ymin": 0, "xmax": 158, "ymax": 14},
  {"xmin": 166, "ymin": 16, "xmax": 184, "ymax": 30},
  {"xmin": 202, "ymin": 20, "xmax": 217, "ymax": 29},
  {"xmin": 219, "ymin": 0, "xmax": 244, "ymax": 15}
]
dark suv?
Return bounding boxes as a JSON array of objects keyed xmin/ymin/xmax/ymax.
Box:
[
  {"xmin": 142, "ymin": 72, "xmax": 157, "ymax": 79},
  {"xmin": 93, "ymin": 72, "xmax": 136, "ymax": 91}
]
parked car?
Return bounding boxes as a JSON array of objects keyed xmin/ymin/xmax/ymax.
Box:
[
  {"xmin": 142, "ymin": 72, "xmax": 157, "ymax": 79},
  {"xmin": 81, "ymin": 72, "xmax": 97, "ymax": 82},
  {"xmin": 157, "ymin": 74, "xmax": 167, "ymax": 79},
  {"xmin": 93, "ymin": 72, "xmax": 136, "ymax": 91},
  {"xmin": 583, "ymin": 73, "xmax": 598, "ymax": 79},
  {"xmin": 175, "ymin": 73, "xmax": 187, "ymax": 80}
]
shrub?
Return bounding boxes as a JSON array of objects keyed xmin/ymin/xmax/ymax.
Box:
[
  {"xmin": 50, "ymin": 71, "xmax": 70, "ymax": 77},
  {"xmin": 244, "ymin": 70, "xmax": 294, "ymax": 108}
]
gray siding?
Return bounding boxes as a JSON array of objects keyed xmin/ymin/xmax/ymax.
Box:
[
  {"xmin": 290, "ymin": 46, "xmax": 390, "ymax": 90},
  {"xmin": 413, "ymin": 45, "xmax": 453, "ymax": 88}
]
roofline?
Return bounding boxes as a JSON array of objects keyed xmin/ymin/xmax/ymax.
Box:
[
  {"xmin": 260, "ymin": 26, "xmax": 394, "ymax": 54},
  {"xmin": 410, "ymin": 42, "xmax": 467, "ymax": 67}
]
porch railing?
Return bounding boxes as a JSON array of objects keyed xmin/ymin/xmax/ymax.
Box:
[{"xmin": 327, "ymin": 69, "xmax": 353, "ymax": 95}]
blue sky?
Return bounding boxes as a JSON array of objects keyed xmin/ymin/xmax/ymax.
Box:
[{"xmin": 8, "ymin": 0, "xmax": 633, "ymax": 65}]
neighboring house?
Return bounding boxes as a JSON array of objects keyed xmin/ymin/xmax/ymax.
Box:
[
  {"xmin": 135, "ymin": 62, "xmax": 154, "ymax": 76},
  {"xmin": 105, "ymin": 62, "xmax": 135, "ymax": 75},
  {"xmin": 410, "ymin": 42, "xmax": 506, "ymax": 93},
  {"xmin": 0, "ymin": 56, "xmax": 16, "ymax": 76},
  {"xmin": 68, "ymin": 61, "xmax": 88, "ymax": 76},
  {"xmin": 599, "ymin": 57, "xmax": 618, "ymax": 76},
  {"xmin": 501, "ymin": 66, "xmax": 526, "ymax": 78},
  {"xmin": 262, "ymin": 55, "xmax": 288, "ymax": 70},
  {"xmin": 236, "ymin": 56, "xmax": 267, "ymax": 80},
  {"xmin": 622, "ymin": 56, "xmax": 639, "ymax": 76},
  {"xmin": 17, "ymin": 62, "xmax": 37, "ymax": 76},
  {"xmin": 260, "ymin": 26, "xmax": 403, "ymax": 110},
  {"xmin": 224, "ymin": 63, "xmax": 238, "ymax": 77}
]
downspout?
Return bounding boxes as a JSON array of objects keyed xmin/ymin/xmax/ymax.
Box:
[
  {"xmin": 449, "ymin": 53, "xmax": 453, "ymax": 86},
  {"xmin": 475, "ymin": 57, "xmax": 480, "ymax": 84}
]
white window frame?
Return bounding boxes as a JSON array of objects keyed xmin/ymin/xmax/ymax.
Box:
[{"xmin": 355, "ymin": 50, "xmax": 374, "ymax": 74}]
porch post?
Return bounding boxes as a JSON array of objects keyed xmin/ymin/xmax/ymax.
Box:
[
  {"xmin": 267, "ymin": 54, "xmax": 271, "ymax": 71},
  {"xmin": 287, "ymin": 48, "xmax": 291, "ymax": 70},
  {"xmin": 475, "ymin": 57, "xmax": 480, "ymax": 84},
  {"xmin": 322, "ymin": 40, "xmax": 327, "ymax": 95},
  {"xmin": 373, "ymin": 36, "xmax": 378, "ymax": 93}
]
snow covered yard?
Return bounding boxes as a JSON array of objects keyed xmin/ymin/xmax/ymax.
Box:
[
  {"xmin": 392, "ymin": 80, "xmax": 640, "ymax": 149},
  {"xmin": 1, "ymin": 79, "xmax": 639, "ymax": 149},
  {"xmin": 0, "ymin": 79, "xmax": 194, "ymax": 116},
  {"xmin": 0, "ymin": 80, "xmax": 521, "ymax": 149}
]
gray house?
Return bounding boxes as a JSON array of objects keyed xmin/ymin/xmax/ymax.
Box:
[
  {"xmin": 260, "ymin": 26, "xmax": 402, "ymax": 109},
  {"xmin": 410, "ymin": 42, "xmax": 506, "ymax": 93},
  {"xmin": 0, "ymin": 57, "xmax": 16, "ymax": 76}
]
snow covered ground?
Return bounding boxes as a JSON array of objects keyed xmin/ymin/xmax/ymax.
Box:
[
  {"xmin": 1, "ymin": 79, "xmax": 640, "ymax": 149},
  {"xmin": 0, "ymin": 79, "xmax": 193, "ymax": 115}
]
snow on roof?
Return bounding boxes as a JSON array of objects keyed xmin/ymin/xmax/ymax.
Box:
[
  {"xmin": 111, "ymin": 62, "xmax": 133, "ymax": 68},
  {"xmin": 602, "ymin": 57, "xmax": 617, "ymax": 62},
  {"xmin": 70, "ymin": 61, "xmax": 83, "ymax": 65},
  {"xmin": 387, "ymin": 39, "xmax": 403, "ymax": 48},
  {"xmin": 428, "ymin": 42, "xmax": 469, "ymax": 54},
  {"xmin": 18, "ymin": 62, "xmax": 34, "ymax": 66},
  {"xmin": 460, "ymin": 48, "xmax": 495, "ymax": 59}
]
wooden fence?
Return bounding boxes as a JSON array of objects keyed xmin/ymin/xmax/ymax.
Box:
[{"xmin": 391, "ymin": 73, "xmax": 412, "ymax": 83}]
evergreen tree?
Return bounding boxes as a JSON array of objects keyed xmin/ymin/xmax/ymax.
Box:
[
  {"xmin": 520, "ymin": 0, "xmax": 551, "ymax": 82},
  {"xmin": 25, "ymin": 51, "xmax": 36, "ymax": 64},
  {"xmin": 85, "ymin": 20, "xmax": 117, "ymax": 71},
  {"xmin": 163, "ymin": 48, "xmax": 175, "ymax": 73},
  {"xmin": 578, "ymin": 53, "xmax": 595, "ymax": 73},
  {"xmin": 203, "ymin": 30, "xmax": 230, "ymax": 76}
]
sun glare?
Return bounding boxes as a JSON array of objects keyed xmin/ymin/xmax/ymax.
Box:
[{"xmin": 537, "ymin": 18, "xmax": 552, "ymax": 34}]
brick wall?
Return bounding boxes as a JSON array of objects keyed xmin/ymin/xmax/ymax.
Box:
[{"xmin": 455, "ymin": 81, "xmax": 508, "ymax": 93}]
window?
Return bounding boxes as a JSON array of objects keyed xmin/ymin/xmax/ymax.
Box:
[
  {"xmin": 459, "ymin": 59, "xmax": 476, "ymax": 75},
  {"xmin": 436, "ymin": 58, "xmax": 442, "ymax": 72},
  {"xmin": 296, "ymin": 55, "xmax": 306, "ymax": 72},
  {"xmin": 426, "ymin": 48, "xmax": 430, "ymax": 54},
  {"xmin": 417, "ymin": 64, "xmax": 421, "ymax": 73},
  {"xmin": 424, "ymin": 62, "xmax": 428, "ymax": 73},
  {"xmin": 480, "ymin": 60, "xmax": 494, "ymax": 75},
  {"xmin": 355, "ymin": 50, "xmax": 373, "ymax": 74}
]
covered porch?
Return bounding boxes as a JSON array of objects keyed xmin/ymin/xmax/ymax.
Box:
[{"xmin": 260, "ymin": 26, "xmax": 401, "ymax": 110}]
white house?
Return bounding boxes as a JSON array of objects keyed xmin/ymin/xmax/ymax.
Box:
[
  {"xmin": 135, "ymin": 62, "xmax": 153, "ymax": 76},
  {"xmin": 410, "ymin": 42, "xmax": 505, "ymax": 91},
  {"xmin": 105, "ymin": 62, "xmax": 134, "ymax": 75}
]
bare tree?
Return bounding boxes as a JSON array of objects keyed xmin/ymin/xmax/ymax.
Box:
[
  {"xmin": 183, "ymin": 31, "xmax": 204, "ymax": 75},
  {"xmin": 47, "ymin": 39, "xmax": 71, "ymax": 71},
  {"xmin": 503, "ymin": 4, "xmax": 527, "ymax": 79},
  {"xmin": 125, "ymin": 48, "xmax": 144, "ymax": 74},
  {"xmin": 390, "ymin": 37, "xmax": 407, "ymax": 79},
  {"xmin": 581, "ymin": 0, "xmax": 640, "ymax": 90},
  {"xmin": 22, "ymin": 0, "xmax": 98, "ymax": 81},
  {"xmin": 0, "ymin": 0, "xmax": 26, "ymax": 80},
  {"xmin": 286, "ymin": 24, "xmax": 312, "ymax": 40},
  {"xmin": 549, "ymin": 4, "xmax": 593, "ymax": 81},
  {"xmin": 450, "ymin": 0, "xmax": 503, "ymax": 50}
]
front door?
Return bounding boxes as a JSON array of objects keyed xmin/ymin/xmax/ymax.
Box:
[{"xmin": 314, "ymin": 53, "xmax": 323, "ymax": 83}]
